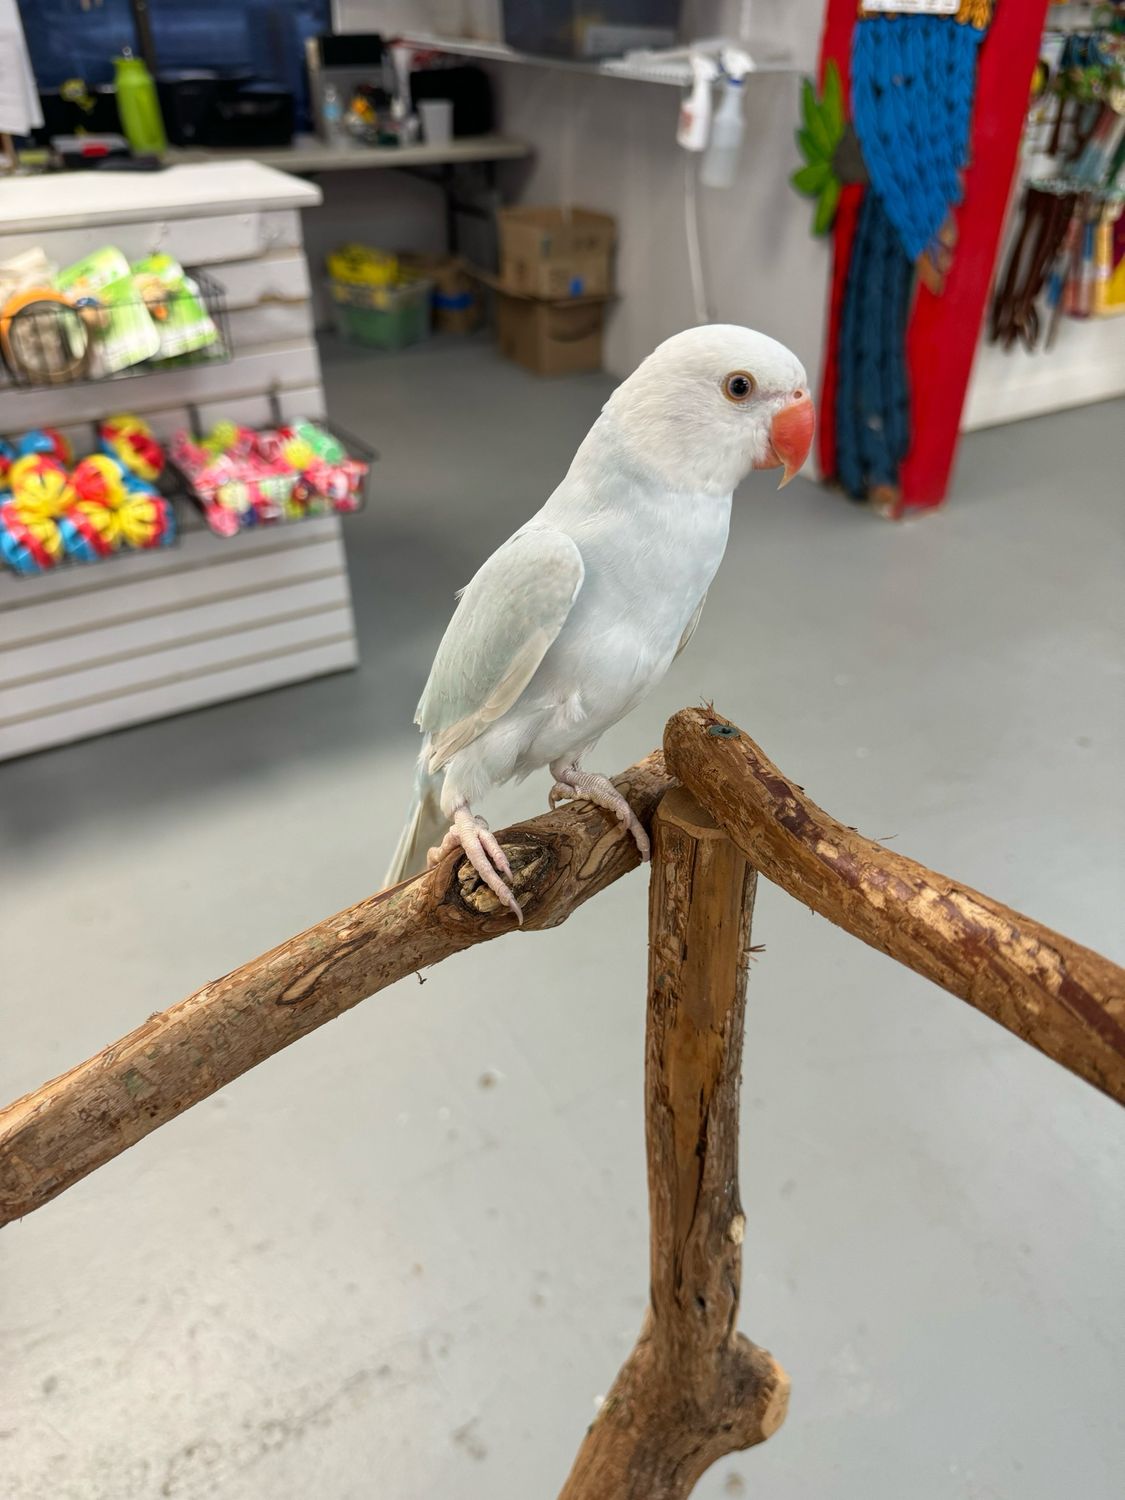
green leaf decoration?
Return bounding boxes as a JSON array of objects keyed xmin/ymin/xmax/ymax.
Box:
[
  {"xmin": 792, "ymin": 62, "xmax": 848, "ymax": 237},
  {"xmin": 801, "ymin": 78, "xmax": 833, "ymax": 156},
  {"xmin": 821, "ymin": 60, "xmax": 844, "ymax": 135},
  {"xmin": 792, "ymin": 161, "xmax": 830, "ymax": 195},
  {"xmin": 797, "ymin": 127, "xmax": 822, "ymax": 163},
  {"xmin": 813, "ymin": 177, "xmax": 842, "ymax": 237}
]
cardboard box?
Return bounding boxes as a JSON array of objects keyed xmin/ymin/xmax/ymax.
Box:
[
  {"xmin": 399, "ymin": 252, "xmax": 483, "ymax": 334},
  {"xmin": 488, "ymin": 281, "xmax": 608, "ymax": 376},
  {"xmin": 497, "ymin": 206, "xmax": 616, "ymax": 300}
]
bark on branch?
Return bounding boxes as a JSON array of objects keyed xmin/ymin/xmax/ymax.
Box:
[
  {"xmin": 559, "ymin": 789, "xmax": 788, "ymax": 1499},
  {"xmin": 0, "ymin": 751, "xmax": 673, "ymax": 1228},
  {"xmin": 665, "ymin": 708, "xmax": 1125, "ymax": 1107}
]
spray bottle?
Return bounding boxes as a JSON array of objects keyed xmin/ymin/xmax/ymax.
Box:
[
  {"xmin": 387, "ymin": 43, "xmax": 420, "ymax": 144},
  {"xmin": 677, "ymin": 53, "xmax": 718, "ymax": 153},
  {"xmin": 701, "ymin": 47, "xmax": 753, "ymax": 188}
]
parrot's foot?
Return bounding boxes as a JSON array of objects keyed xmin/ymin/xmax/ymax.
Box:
[
  {"xmin": 548, "ymin": 763, "xmax": 651, "ymax": 862},
  {"xmin": 427, "ymin": 804, "xmax": 521, "ymax": 922}
]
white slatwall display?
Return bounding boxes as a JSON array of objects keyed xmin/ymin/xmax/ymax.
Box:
[
  {"xmin": 963, "ymin": 312, "xmax": 1125, "ymax": 431},
  {"xmin": 0, "ymin": 163, "xmax": 359, "ymax": 762}
]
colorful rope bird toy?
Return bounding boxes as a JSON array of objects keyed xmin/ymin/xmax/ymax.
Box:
[
  {"xmin": 16, "ymin": 427, "xmax": 73, "ymax": 466},
  {"xmin": 116, "ymin": 488, "xmax": 174, "ymax": 550},
  {"xmin": 0, "ymin": 505, "xmax": 65, "ymax": 573},
  {"xmin": 100, "ymin": 413, "xmax": 165, "ymax": 483},
  {"xmin": 60, "ymin": 500, "xmax": 122, "ymax": 561},
  {"xmin": 7, "ymin": 455, "xmax": 74, "ymax": 522},
  {"xmin": 71, "ymin": 453, "xmax": 129, "ymax": 509},
  {"xmin": 0, "ymin": 425, "xmax": 173, "ymax": 574}
]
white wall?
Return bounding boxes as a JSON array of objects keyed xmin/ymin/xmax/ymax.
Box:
[
  {"xmin": 328, "ymin": 1, "xmax": 831, "ymax": 378},
  {"xmin": 964, "ymin": 306, "xmax": 1125, "ymax": 430},
  {"xmin": 485, "ymin": 59, "xmax": 830, "ymax": 381},
  {"xmin": 324, "ymin": 3, "xmax": 1119, "ymax": 428}
]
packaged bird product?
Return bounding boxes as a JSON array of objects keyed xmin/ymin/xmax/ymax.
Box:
[
  {"xmin": 55, "ymin": 246, "xmax": 161, "ymax": 375},
  {"xmin": 129, "ymin": 253, "xmax": 219, "ymax": 359}
]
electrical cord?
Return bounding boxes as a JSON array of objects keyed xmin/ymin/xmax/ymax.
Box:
[{"xmin": 684, "ymin": 151, "xmax": 712, "ymax": 323}]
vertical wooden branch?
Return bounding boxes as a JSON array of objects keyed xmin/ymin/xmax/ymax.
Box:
[{"xmin": 559, "ymin": 788, "xmax": 788, "ymax": 1500}]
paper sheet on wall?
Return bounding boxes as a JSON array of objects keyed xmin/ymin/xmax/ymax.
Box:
[{"xmin": 0, "ymin": 0, "xmax": 43, "ymax": 137}]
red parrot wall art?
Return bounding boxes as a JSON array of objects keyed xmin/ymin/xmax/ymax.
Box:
[{"xmin": 794, "ymin": 0, "xmax": 1053, "ymax": 516}]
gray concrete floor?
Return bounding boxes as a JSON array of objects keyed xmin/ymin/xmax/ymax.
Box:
[{"xmin": 2, "ymin": 334, "xmax": 1123, "ymax": 1500}]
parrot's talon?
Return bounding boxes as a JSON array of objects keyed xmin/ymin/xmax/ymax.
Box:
[
  {"xmin": 548, "ymin": 781, "xmax": 576, "ymax": 811},
  {"xmin": 548, "ymin": 763, "xmax": 651, "ymax": 862},
  {"xmin": 476, "ymin": 825, "xmax": 513, "ymax": 882},
  {"xmin": 433, "ymin": 805, "xmax": 522, "ymax": 922}
]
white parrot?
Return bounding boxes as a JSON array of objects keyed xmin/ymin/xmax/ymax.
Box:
[{"xmin": 386, "ymin": 324, "xmax": 814, "ymax": 920}]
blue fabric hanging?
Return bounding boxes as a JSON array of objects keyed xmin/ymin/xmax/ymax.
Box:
[
  {"xmin": 834, "ymin": 14, "xmax": 986, "ymax": 498},
  {"xmin": 835, "ymin": 194, "xmax": 913, "ymax": 499},
  {"xmin": 851, "ymin": 16, "xmax": 986, "ymax": 263}
]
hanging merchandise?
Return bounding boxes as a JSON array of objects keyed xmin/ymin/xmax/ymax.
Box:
[
  {"xmin": 989, "ymin": 185, "xmax": 1078, "ymax": 349},
  {"xmin": 0, "ymin": 243, "xmax": 225, "ymax": 388},
  {"xmin": 1094, "ymin": 196, "xmax": 1125, "ymax": 311},
  {"xmin": 169, "ymin": 417, "xmax": 371, "ymax": 538},
  {"xmin": 0, "ymin": 415, "xmax": 175, "ymax": 577},
  {"xmin": 990, "ymin": 9, "xmax": 1125, "ymax": 347},
  {"xmin": 792, "ymin": 1, "xmax": 1049, "ymax": 515}
]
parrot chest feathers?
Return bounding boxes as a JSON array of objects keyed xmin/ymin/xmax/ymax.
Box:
[{"xmin": 526, "ymin": 487, "xmax": 733, "ymax": 725}]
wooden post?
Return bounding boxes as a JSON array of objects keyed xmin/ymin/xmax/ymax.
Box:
[{"xmin": 559, "ymin": 789, "xmax": 788, "ymax": 1499}]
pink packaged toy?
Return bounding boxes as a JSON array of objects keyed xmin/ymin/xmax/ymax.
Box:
[{"xmin": 170, "ymin": 418, "xmax": 368, "ymax": 536}]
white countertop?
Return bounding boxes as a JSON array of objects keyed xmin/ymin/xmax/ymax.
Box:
[
  {"xmin": 0, "ymin": 160, "xmax": 323, "ymax": 233},
  {"xmin": 164, "ymin": 133, "xmax": 531, "ymax": 174}
]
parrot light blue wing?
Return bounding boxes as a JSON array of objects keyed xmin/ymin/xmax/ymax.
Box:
[{"xmin": 416, "ymin": 528, "xmax": 585, "ymax": 773}]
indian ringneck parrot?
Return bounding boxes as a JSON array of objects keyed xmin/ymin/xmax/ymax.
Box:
[{"xmin": 386, "ymin": 325, "xmax": 814, "ymax": 920}]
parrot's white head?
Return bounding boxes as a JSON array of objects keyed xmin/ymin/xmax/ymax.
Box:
[{"xmin": 602, "ymin": 324, "xmax": 814, "ymax": 497}]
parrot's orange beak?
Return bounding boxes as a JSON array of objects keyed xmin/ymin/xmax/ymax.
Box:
[{"xmin": 763, "ymin": 392, "xmax": 815, "ymax": 488}]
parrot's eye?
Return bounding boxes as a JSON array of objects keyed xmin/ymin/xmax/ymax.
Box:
[{"xmin": 722, "ymin": 371, "xmax": 755, "ymax": 403}]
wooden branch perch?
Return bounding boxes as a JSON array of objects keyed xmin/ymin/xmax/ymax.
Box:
[
  {"xmin": 560, "ymin": 790, "xmax": 787, "ymax": 1499},
  {"xmin": 0, "ymin": 751, "xmax": 673, "ymax": 1228},
  {"xmin": 665, "ymin": 708, "xmax": 1125, "ymax": 1107}
]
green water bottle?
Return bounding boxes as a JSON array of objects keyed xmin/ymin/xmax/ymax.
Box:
[{"xmin": 114, "ymin": 50, "xmax": 167, "ymax": 156}]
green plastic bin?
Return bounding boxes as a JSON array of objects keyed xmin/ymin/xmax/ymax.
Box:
[{"xmin": 328, "ymin": 274, "xmax": 432, "ymax": 350}]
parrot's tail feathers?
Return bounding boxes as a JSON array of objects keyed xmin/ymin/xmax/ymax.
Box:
[{"xmin": 384, "ymin": 756, "xmax": 446, "ymax": 888}]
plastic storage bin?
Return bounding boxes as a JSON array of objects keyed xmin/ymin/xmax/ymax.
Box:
[
  {"xmin": 328, "ymin": 275, "xmax": 432, "ymax": 350},
  {"xmin": 501, "ymin": 1, "xmax": 677, "ymax": 60}
]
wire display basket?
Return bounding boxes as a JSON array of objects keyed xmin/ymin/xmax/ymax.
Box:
[
  {"xmin": 0, "ymin": 418, "xmax": 182, "ymax": 582},
  {"xmin": 0, "ymin": 269, "xmax": 230, "ymax": 390},
  {"xmin": 168, "ymin": 397, "xmax": 376, "ymax": 539}
]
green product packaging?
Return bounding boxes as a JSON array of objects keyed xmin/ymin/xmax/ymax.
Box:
[
  {"xmin": 130, "ymin": 253, "xmax": 218, "ymax": 359},
  {"xmin": 55, "ymin": 246, "xmax": 160, "ymax": 375}
]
